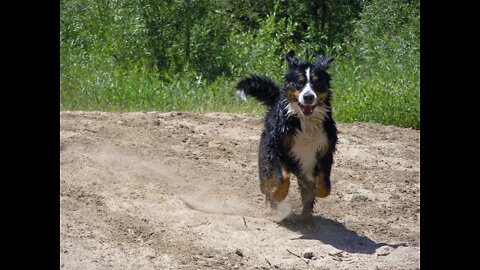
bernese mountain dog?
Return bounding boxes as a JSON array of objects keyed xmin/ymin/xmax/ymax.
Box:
[{"xmin": 236, "ymin": 50, "xmax": 338, "ymax": 217}]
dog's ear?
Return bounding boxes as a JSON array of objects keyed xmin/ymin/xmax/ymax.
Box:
[
  {"xmin": 286, "ymin": 50, "xmax": 299, "ymax": 69},
  {"xmin": 316, "ymin": 54, "xmax": 336, "ymax": 70}
]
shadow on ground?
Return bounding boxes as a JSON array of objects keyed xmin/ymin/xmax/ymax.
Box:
[{"xmin": 278, "ymin": 213, "xmax": 405, "ymax": 254}]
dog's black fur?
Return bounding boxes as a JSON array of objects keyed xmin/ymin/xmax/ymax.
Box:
[{"xmin": 236, "ymin": 51, "xmax": 338, "ymax": 217}]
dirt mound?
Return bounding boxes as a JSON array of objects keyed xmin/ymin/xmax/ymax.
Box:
[{"xmin": 60, "ymin": 111, "xmax": 420, "ymax": 269}]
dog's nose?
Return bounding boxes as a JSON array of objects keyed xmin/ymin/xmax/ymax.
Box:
[{"xmin": 303, "ymin": 93, "xmax": 315, "ymax": 104}]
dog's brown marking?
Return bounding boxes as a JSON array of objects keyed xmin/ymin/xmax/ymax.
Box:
[
  {"xmin": 271, "ymin": 178, "xmax": 290, "ymax": 202},
  {"xmin": 316, "ymin": 91, "xmax": 329, "ymax": 103},
  {"xmin": 315, "ymin": 171, "xmax": 331, "ymax": 198},
  {"xmin": 261, "ymin": 165, "xmax": 291, "ymax": 209},
  {"xmin": 298, "ymin": 74, "xmax": 306, "ymax": 84},
  {"xmin": 312, "ymin": 75, "xmax": 319, "ymax": 82},
  {"xmin": 287, "ymin": 89, "xmax": 300, "ymax": 102},
  {"xmin": 272, "ymin": 166, "xmax": 290, "ymax": 201}
]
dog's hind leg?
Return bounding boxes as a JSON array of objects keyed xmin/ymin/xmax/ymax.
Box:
[
  {"xmin": 260, "ymin": 165, "xmax": 290, "ymax": 210},
  {"xmin": 272, "ymin": 165, "xmax": 291, "ymax": 203},
  {"xmin": 259, "ymin": 161, "xmax": 290, "ymax": 210},
  {"xmin": 258, "ymin": 131, "xmax": 289, "ymax": 210},
  {"xmin": 258, "ymin": 130, "xmax": 291, "ymax": 211}
]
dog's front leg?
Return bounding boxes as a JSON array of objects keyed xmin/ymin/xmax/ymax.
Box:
[
  {"xmin": 298, "ymin": 152, "xmax": 334, "ymax": 217},
  {"xmin": 298, "ymin": 178, "xmax": 316, "ymax": 217},
  {"xmin": 314, "ymin": 152, "xmax": 333, "ymax": 199}
]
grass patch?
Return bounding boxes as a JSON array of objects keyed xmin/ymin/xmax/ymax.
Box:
[
  {"xmin": 61, "ymin": 52, "xmax": 418, "ymax": 129},
  {"xmin": 60, "ymin": 53, "xmax": 265, "ymax": 115},
  {"xmin": 331, "ymin": 57, "xmax": 419, "ymax": 129}
]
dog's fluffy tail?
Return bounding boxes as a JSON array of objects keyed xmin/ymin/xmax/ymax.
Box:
[{"xmin": 236, "ymin": 75, "xmax": 280, "ymax": 108}]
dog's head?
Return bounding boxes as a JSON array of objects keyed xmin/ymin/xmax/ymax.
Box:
[{"xmin": 283, "ymin": 50, "xmax": 335, "ymax": 118}]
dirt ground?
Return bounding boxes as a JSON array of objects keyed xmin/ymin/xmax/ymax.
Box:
[{"xmin": 60, "ymin": 111, "xmax": 420, "ymax": 270}]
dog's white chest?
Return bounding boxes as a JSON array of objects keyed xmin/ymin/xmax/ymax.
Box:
[{"xmin": 290, "ymin": 121, "xmax": 328, "ymax": 181}]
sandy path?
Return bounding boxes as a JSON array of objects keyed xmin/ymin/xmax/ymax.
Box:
[{"xmin": 60, "ymin": 111, "xmax": 420, "ymax": 269}]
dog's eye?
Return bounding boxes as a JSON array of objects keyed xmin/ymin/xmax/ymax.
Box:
[
  {"xmin": 298, "ymin": 75, "xmax": 306, "ymax": 84},
  {"xmin": 286, "ymin": 82, "xmax": 296, "ymax": 90}
]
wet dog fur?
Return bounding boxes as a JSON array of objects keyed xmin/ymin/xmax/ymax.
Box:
[{"xmin": 236, "ymin": 51, "xmax": 338, "ymax": 217}]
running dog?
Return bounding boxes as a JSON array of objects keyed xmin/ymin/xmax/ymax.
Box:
[{"xmin": 236, "ymin": 51, "xmax": 338, "ymax": 217}]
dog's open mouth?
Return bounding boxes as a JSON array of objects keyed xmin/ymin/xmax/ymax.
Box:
[{"xmin": 298, "ymin": 102, "xmax": 316, "ymax": 116}]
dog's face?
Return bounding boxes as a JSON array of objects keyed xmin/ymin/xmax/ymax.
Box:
[{"xmin": 283, "ymin": 51, "xmax": 335, "ymax": 118}]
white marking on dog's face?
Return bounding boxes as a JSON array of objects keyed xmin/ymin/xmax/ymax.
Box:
[
  {"xmin": 298, "ymin": 67, "xmax": 317, "ymax": 106},
  {"xmin": 305, "ymin": 67, "xmax": 311, "ymax": 83}
]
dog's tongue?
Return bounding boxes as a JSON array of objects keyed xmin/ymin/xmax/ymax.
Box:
[{"xmin": 302, "ymin": 105, "xmax": 314, "ymax": 115}]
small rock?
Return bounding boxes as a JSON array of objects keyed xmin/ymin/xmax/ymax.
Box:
[
  {"xmin": 376, "ymin": 246, "xmax": 391, "ymax": 256},
  {"xmin": 303, "ymin": 250, "xmax": 316, "ymax": 259},
  {"xmin": 235, "ymin": 248, "xmax": 244, "ymax": 257}
]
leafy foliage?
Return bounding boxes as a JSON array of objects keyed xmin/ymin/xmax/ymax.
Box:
[
  {"xmin": 333, "ymin": 0, "xmax": 420, "ymax": 129},
  {"xmin": 60, "ymin": 0, "xmax": 420, "ymax": 129}
]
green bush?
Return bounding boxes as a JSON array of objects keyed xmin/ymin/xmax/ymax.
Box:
[
  {"xmin": 60, "ymin": 0, "xmax": 419, "ymax": 129},
  {"xmin": 331, "ymin": 0, "xmax": 420, "ymax": 129},
  {"xmin": 228, "ymin": 11, "xmax": 296, "ymax": 82}
]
